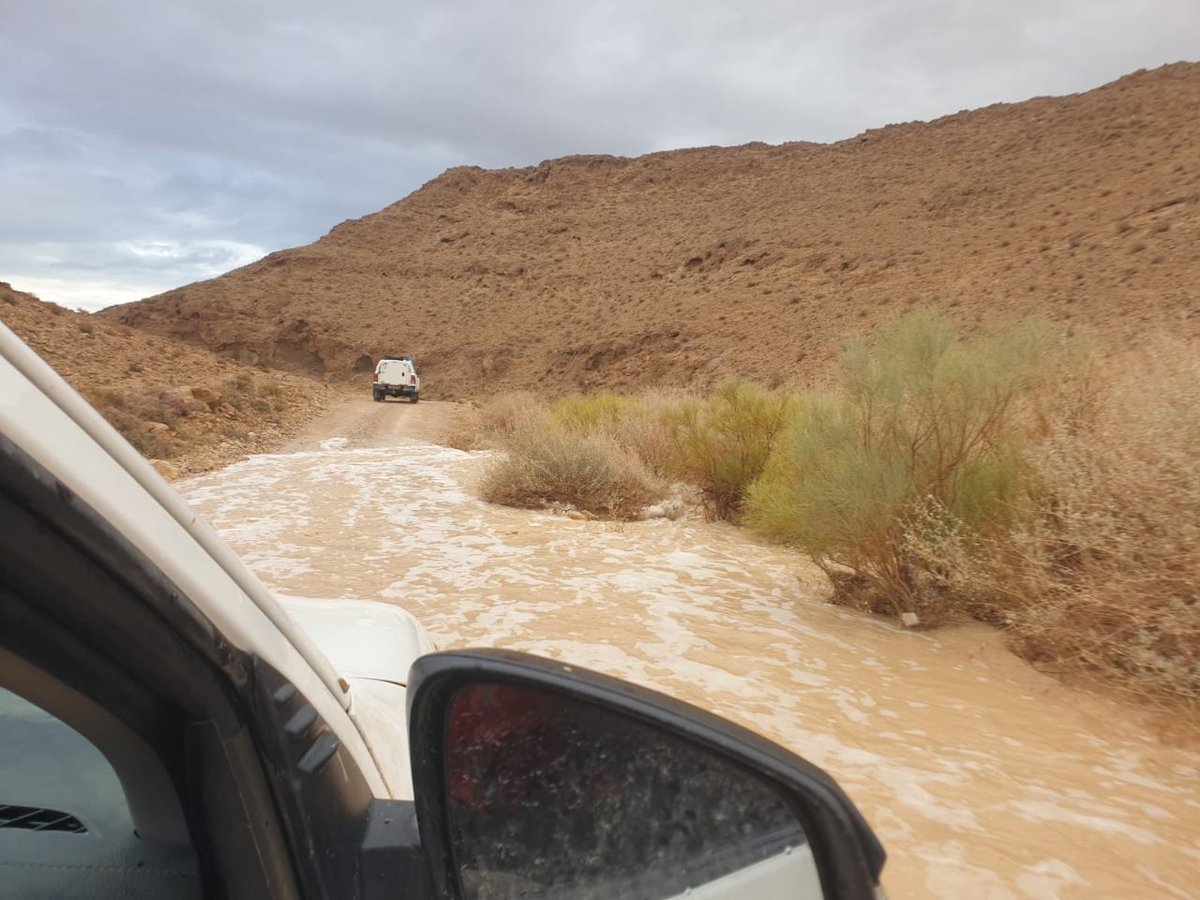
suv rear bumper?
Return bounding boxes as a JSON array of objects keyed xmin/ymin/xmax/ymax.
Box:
[{"xmin": 375, "ymin": 385, "xmax": 416, "ymax": 396}]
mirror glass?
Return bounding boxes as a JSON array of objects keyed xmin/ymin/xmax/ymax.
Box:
[{"xmin": 443, "ymin": 682, "xmax": 822, "ymax": 900}]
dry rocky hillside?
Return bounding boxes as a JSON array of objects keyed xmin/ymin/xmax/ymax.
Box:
[
  {"xmin": 2, "ymin": 282, "xmax": 330, "ymax": 477},
  {"xmin": 106, "ymin": 63, "xmax": 1199, "ymax": 396}
]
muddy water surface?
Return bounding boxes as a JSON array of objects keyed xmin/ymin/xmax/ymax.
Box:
[{"xmin": 181, "ymin": 434, "xmax": 1200, "ymax": 898}]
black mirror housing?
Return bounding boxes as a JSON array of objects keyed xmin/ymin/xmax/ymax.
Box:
[{"xmin": 407, "ymin": 649, "xmax": 885, "ymax": 900}]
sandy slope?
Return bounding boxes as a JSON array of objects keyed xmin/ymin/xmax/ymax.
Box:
[
  {"xmin": 1, "ymin": 281, "xmax": 332, "ymax": 476},
  {"xmin": 107, "ymin": 64, "xmax": 1200, "ymax": 397}
]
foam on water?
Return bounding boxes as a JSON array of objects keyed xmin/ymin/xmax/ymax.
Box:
[{"xmin": 181, "ymin": 442, "xmax": 1200, "ymax": 898}]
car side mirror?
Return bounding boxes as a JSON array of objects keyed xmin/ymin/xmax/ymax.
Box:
[{"xmin": 407, "ymin": 650, "xmax": 885, "ymax": 900}]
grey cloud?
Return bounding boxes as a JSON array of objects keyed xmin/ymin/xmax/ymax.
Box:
[{"xmin": 1, "ymin": 0, "xmax": 1197, "ymax": 310}]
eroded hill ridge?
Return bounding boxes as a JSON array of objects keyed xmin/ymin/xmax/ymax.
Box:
[{"xmin": 103, "ymin": 63, "xmax": 1200, "ymax": 396}]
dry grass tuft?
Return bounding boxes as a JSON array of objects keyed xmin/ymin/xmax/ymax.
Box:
[
  {"xmin": 480, "ymin": 416, "xmax": 666, "ymax": 519},
  {"xmin": 1005, "ymin": 339, "xmax": 1200, "ymax": 706},
  {"xmin": 443, "ymin": 392, "xmax": 547, "ymax": 450}
]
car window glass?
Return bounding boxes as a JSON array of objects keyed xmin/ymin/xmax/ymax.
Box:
[
  {"xmin": 0, "ymin": 687, "xmax": 201, "ymax": 900},
  {"xmin": 1, "ymin": 686, "xmax": 131, "ymax": 835}
]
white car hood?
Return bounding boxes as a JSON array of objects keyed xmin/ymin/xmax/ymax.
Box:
[
  {"xmin": 278, "ymin": 596, "xmax": 437, "ymax": 800},
  {"xmin": 278, "ymin": 596, "xmax": 436, "ymax": 687}
]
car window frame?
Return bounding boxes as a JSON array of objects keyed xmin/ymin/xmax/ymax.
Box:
[{"xmin": 0, "ymin": 434, "xmax": 345, "ymax": 899}]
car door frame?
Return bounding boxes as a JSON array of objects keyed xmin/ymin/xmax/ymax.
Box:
[{"xmin": 0, "ymin": 432, "xmax": 385, "ymax": 899}]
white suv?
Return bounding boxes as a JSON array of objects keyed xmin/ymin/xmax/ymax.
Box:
[{"xmin": 372, "ymin": 356, "xmax": 420, "ymax": 403}]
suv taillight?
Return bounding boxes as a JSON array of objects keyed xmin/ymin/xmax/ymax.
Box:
[
  {"xmin": 372, "ymin": 373, "xmax": 379, "ymax": 382},
  {"xmin": 410, "ymin": 374, "xmax": 416, "ymax": 384}
]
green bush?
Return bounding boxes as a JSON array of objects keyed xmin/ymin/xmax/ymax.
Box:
[
  {"xmin": 481, "ymin": 416, "xmax": 665, "ymax": 519},
  {"xmin": 549, "ymin": 393, "xmax": 642, "ymax": 433},
  {"xmin": 663, "ymin": 380, "xmax": 797, "ymax": 521},
  {"xmin": 746, "ymin": 313, "xmax": 1053, "ymax": 619}
]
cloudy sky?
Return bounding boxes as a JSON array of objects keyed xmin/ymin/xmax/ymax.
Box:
[{"xmin": 2, "ymin": 0, "xmax": 1197, "ymax": 311}]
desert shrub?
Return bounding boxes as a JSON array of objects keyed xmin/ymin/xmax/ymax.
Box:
[
  {"xmin": 156, "ymin": 391, "xmax": 191, "ymax": 420},
  {"xmin": 445, "ymin": 392, "xmax": 547, "ymax": 450},
  {"xmin": 746, "ymin": 313, "xmax": 1054, "ymax": 619},
  {"xmin": 96, "ymin": 405, "xmax": 176, "ymax": 458},
  {"xmin": 478, "ymin": 392, "xmax": 545, "ymax": 436},
  {"xmin": 662, "ymin": 380, "xmax": 797, "ymax": 521},
  {"xmin": 549, "ymin": 393, "xmax": 641, "ymax": 433},
  {"xmin": 218, "ymin": 374, "xmax": 262, "ymax": 412},
  {"xmin": 879, "ymin": 337, "xmax": 1200, "ymax": 703},
  {"xmin": 544, "ymin": 390, "xmax": 690, "ymax": 477},
  {"xmin": 441, "ymin": 407, "xmax": 485, "ymax": 451},
  {"xmin": 220, "ymin": 381, "xmax": 249, "ymax": 411},
  {"xmin": 1003, "ymin": 340, "xmax": 1200, "ymax": 705},
  {"xmin": 257, "ymin": 379, "xmax": 286, "ymax": 398},
  {"xmin": 608, "ymin": 405, "xmax": 681, "ymax": 477},
  {"xmin": 81, "ymin": 387, "xmax": 182, "ymax": 434},
  {"xmin": 480, "ymin": 416, "xmax": 665, "ymax": 519},
  {"xmin": 210, "ymin": 374, "xmax": 289, "ymax": 417},
  {"xmin": 127, "ymin": 428, "xmax": 175, "ymax": 459},
  {"xmin": 104, "ymin": 392, "xmax": 179, "ymax": 428}
]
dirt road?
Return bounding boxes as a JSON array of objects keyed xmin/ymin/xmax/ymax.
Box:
[
  {"xmin": 284, "ymin": 395, "xmax": 465, "ymax": 451},
  {"xmin": 181, "ymin": 398, "xmax": 1200, "ymax": 899}
]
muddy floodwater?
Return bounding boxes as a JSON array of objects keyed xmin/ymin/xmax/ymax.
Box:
[{"xmin": 181, "ymin": 424, "xmax": 1200, "ymax": 898}]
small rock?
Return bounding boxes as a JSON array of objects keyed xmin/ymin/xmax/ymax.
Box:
[
  {"xmin": 900, "ymin": 612, "xmax": 921, "ymax": 628},
  {"xmin": 217, "ymin": 402, "xmax": 237, "ymax": 418},
  {"xmin": 638, "ymin": 497, "xmax": 686, "ymax": 521},
  {"xmin": 143, "ymin": 421, "xmax": 171, "ymax": 434}
]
